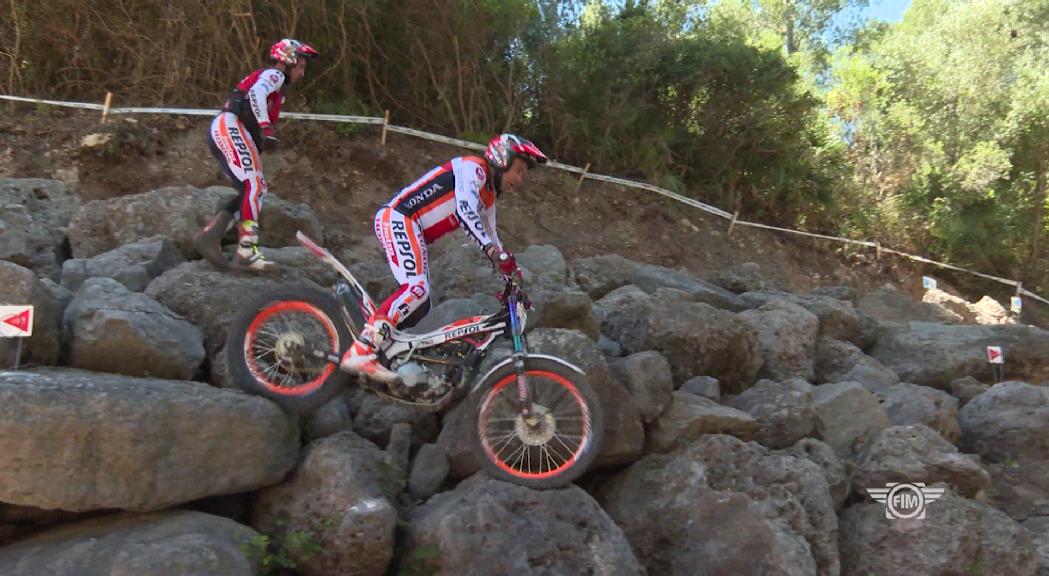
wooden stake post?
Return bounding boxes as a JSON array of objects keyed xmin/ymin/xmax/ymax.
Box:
[
  {"xmin": 101, "ymin": 92, "xmax": 113, "ymax": 124},
  {"xmin": 380, "ymin": 110, "xmax": 390, "ymax": 146}
]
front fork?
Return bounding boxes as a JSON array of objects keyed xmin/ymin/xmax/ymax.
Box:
[{"xmin": 508, "ymin": 294, "xmax": 535, "ymax": 421}]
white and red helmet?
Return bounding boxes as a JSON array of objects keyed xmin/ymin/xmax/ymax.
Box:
[
  {"xmin": 485, "ymin": 134, "xmax": 548, "ymax": 172},
  {"xmin": 268, "ymin": 38, "xmax": 319, "ymax": 66}
]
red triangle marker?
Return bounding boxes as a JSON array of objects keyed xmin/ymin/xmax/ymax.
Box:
[
  {"xmin": 988, "ymin": 349, "xmax": 1001, "ymax": 361},
  {"xmin": 2, "ymin": 310, "xmax": 29, "ymax": 333}
]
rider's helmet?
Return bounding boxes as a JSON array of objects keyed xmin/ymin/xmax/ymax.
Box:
[
  {"xmin": 268, "ymin": 38, "xmax": 320, "ymax": 67},
  {"xmin": 485, "ymin": 134, "xmax": 548, "ymax": 195}
]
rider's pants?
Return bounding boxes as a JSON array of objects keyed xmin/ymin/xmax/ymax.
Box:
[
  {"xmin": 208, "ymin": 112, "xmax": 268, "ymax": 221},
  {"xmin": 372, "ymin": 206, "xmax": 431, "ymax": 329}
]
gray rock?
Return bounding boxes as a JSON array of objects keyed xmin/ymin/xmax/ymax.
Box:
[
  {"xmin": 0, "ymin": 261, "xmax": 63, "ymax": 366},
  {"xmin": 64, "ymin": 277, "xmax": 205, "ymax": 380},
  {"xmin": 608, "ymin": 351, "xmax": 674, "ymax": 424},
  {"xmin": 741, "ymin": 290, "xmax": 865, "ymax": 346},
  {"xmin": 923, "ymin": 288, "xmax": 978, "ymax": 323},
  {"xmin": 679, "ymin": 375, "xmax": 720, "ymax": 399},
  {"xmin": 595, "ymin": 286, "xmax": 762, "ymax": 392},
  {"xmin": 712, "ymin": 262, "xmax": 784, "ymax": 294},
  {"xmin": 426, "ymin": 237, "xmax": 504, "ymax": 301},
  {"xmin": 347, "ymin": 388, "xmax": 440, "ymax": 449},
  {"xmin": 869, "ymin": 322, "xmax": 1049, "ymax": 389},
  {"xmin": 598, "ymin": 334, "xmax": 623, "ymax": 357},
  {"xmin": 727, "ymin": 378, "xmax": 815, "ymax": 449},
  {"xmin": 66, "ymin": 185, "xmax": 323, "ymax": 259},
  {"xmin": 740, "ymin": 300, "xmax": 819, "ymax": 382},
  {"xmin": 0, "ymin": 368, "xmax": 298, "ymax": 512},
  {"xmin": 409, "ymin": 443, "xmax": 449, "ymax": 501},
  {"xmin": 526, "ymin": 288, "xmax": 601, "ymax": 339},
  {"xmin": 815, "ymin": 337, "xmax": 898, "ymax": 396},
  {"xmin": 60, "ymin": 235, "xmax": 184, "ymax": 292},
  {"xmin": 959, "ymin": 381, "xmax": 1049, "ymax": 519},
  {"xmin": 949, "ymin": 375, "xmax": 990, "ymax": 407},
  {"xmin": 517, "ymin": 244, "xmax": 571, "ymax": 289},
  {"xmin": 858, "ymin": 284, "xmax": 963, "ymax": 325},
  {"xmin": 306, "ymin": 394, "xmax": 354, "ymax": 439},
  {"xmin": 403, "ymin": 474, "xmax": 643, "ymax": 575},
  {"xmin": 573, "ymin": 253, "xmax": 747, "ymax": 310},
  {"xmin": 840, "ymin": 488, "xmax": 1038, "ymax": 576},
  {"xmin": 1022, "ymin": 516, "xmax": 1049, "ymax": 576},
  {"xmin": 0, "ymin": 179, "xmax": 80, "ymax": 279},
  {"xmin": 812, "ymin": 381, "xmax": 889, "ymax": 457},
  {"xmin": 782, "ymin": 438, "xmax": 849, "ymax": 509},
  {"xmin": 436, "ymin": 399, "xmax": 479, "ymax": 479},
  {"xmin": 879, "ymin": 382, "xmax": 961, "ymax": 443},
  {"xmin": 851, "ymin": 424, "xmax": 991, "ymax": 498},
  {"xmin": 253, "ymin": 431, "xmax": 404, "ymax": 576},
  {"xmin": 646, "ymin": 391, "xmax": 758, "ymax": 453},
  {"xmin": 599, "ymin": 434, "xmax": 839, "ymax": 576},
  {"xmin": 0, "ymin": 510, "xmax": 258, "ymax": 576},
  {"xmin": 809, "ymin": 285, "xmax": 857, "ymax": 303}
]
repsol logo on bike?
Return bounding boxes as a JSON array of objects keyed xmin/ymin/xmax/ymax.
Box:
[
  {"xmin": 447, "ymin": 324, "xmax": 483, "ymax": 339},
  {"xmin": 228, "ymin": 127, "xmax": 254, "ymax": 171},
  {"xmin": 402, "ymin": 183, "xmax": 443, "ymax": 211},
  {"xmin": 390, "ymin": 220, "xmax": 419, "ymax": 277}
]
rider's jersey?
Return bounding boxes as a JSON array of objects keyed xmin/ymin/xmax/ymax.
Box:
[
  {"xmin": 386, "ymin": 156, "xmax": 501, "ymax": 250},
  {"xmin": 221, "ymin": 67, "xmax": 285, "ymax": 146}
]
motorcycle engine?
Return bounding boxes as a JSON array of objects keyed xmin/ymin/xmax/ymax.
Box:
[{"xmin": 391, "ymin": 361, "xmax": 449, "ymax": 402}]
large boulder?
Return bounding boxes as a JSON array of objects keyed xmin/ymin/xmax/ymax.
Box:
[
  {"xmin": 66, "ymin": 185, "xmax": 323, "ymax": 259},
  {"xmin": 741, "ymin": 291, "xmax": 863, "ymax": 345},
  {"xmin": 573, "ymin": 254, "xmax": 746, "ymax": 310},
  {"xmin": 608, "ymin": 351, "xmax": 674, "ymax": 424},
  {"xmin": 253, "ymin": 431, "xmax": 404, "ymax": 576},
  {"xmin": 409, "ymin": 443, "xmax": 450, "ymax": 501},
  {"xmin": 727, "ymin": 378, "xmax": 816, "ymax": 449},
  {"xmin": 0, "ymin": 178, "xmax": 80, "ymax": 279},
  {"xmin": 922, "ymin": 288, "xmax": 977, "ymax": 323},
  {"xmin": 598, "ymin": 434, "xmax": 839, "ymax": 576},
  {"xmin": 346, "ymin": 387, "xmax": 440, "ymax": 449},
  {"xmin": 0, "ymin": 261, "xmax": 64, "ymax": 366},
  {"xmin": 60, "ymin": 235, "xmax": 184, "ymax": 292},
  {"xmin": 811, "ymin": 381, "xmax": 889, "ymax": 457},
  {"xmin": 711, "ymin": 262, "xmax": 785, "ymax": 294},
  {"xmin": 646, "ymin": 392, "xmax": 758, "ymax": 453},
  {"xmin": 426, "ymin": 237, "xmax": 504, "ymax": 301},
  {"xmin": 144, "ymin": 260, "xmax": 326, "ymax": 355},
  {"xmin": 595, "ymin": 286, "xmax": 762, "ymax": 392},
  {"xmin": 526, "ymin": 289, "xmax": 601, "ymax": 340},
  {"xmin": 739, "ymin": 300, "xmax": 819, "ymax": 382},
  {"xmin": 517, "ymin": 244, "xmax": 572, "ymax": 290},
  {"xmin": 0, "ymin": 368, "xmax": 298, "ymax": 512},
  {"xmin": 0, "ymin": 510, "xmax": 258, "ymax": 576},
  {"xmin": 879, "ymin": 382, "xmax": 960, "ymax": 443},
  {"xmin": 64, "ymin": 277, "xmax": 205, "ymax": 380},
  {"xmin": 840, "ymin": 489, "xmax": 1038, "ymax": 576},
  {"xmin": 401, "ymin": 475, "xmax": 643, "ymax": 575},
  {"xmin": 869, "ymin": 322, "xmax": 1049, "ymax": 389},
  {"xmin": 1022, "ymin": 516, "xmax": 1049, "ymax": 576},
  {"xmin": 782, "ymin": 438, "xmax": 850, "ymax": 509},
  {"xmin": 858, "ymin": 284, "xmax": 962, "ymax": 325},
  {"xmin": 959, "ymin": 381, "xmax": 1049, "ymax": 519},
  {"xmin": 814, "ymin": 337, "xmax": 898, "ymax": 396},
  {"xmin": 851, "ymin": 425, "xmax": 991, "ymax": 498}
]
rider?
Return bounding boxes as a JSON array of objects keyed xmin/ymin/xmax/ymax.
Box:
[
  {"xmin": 341, "ymin": 134, "xmax": 548, "ymax": 383},
  {"xmin": 194, "ymin": 38, "xmax": 319, "ymax": 272}
]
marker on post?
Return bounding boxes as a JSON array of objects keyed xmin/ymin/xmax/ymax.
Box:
[
  {"xmin": 0, "ymin": 305, "xmax": 34, "ymax": 369},
  {"xmin": 922, "ymin": 276, "xmax": 937, "ymax": 290},
  {"xmin": 986, "ymin": 345, "xmax": 1004, "ymax": 384}
]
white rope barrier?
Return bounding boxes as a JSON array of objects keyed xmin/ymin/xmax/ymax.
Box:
[{"xmin": 2, "ymin": 93, "xmax": 1046, "ymax": 307}]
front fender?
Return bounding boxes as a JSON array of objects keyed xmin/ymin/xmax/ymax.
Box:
[{"xmin": 470, "ymin": 353, "xmax": 586, "ymax": 395}]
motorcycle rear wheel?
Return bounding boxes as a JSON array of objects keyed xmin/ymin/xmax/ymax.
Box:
[{"xmin": 226, "ymin": 285, "xmax": 351, "ymax": 414}]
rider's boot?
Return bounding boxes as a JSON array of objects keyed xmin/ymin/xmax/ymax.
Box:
[
  {"xmin": 341, "ymin": 315, "xmax": 399, "ymax": 384},
  {"xmin": 194, "ymin": 209, "xmax": 234, "ymax": 270},
  {"xmin": 230, "ymin": 219, "xmax": 277, "ymax": 272}
]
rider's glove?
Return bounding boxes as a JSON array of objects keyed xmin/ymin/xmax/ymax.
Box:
[
  {"xmin": 261, "ymin": 126, "xmax": 280, "ymax": 153},
  {"xmin": 493, "ymin": 249, "xmax": 521, "ymax": 279}
]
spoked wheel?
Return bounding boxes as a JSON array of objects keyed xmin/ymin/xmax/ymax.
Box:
[
  {"xmin": 227, "ymin": 285, "xmax": 351, "ymax": 414},
  {"xmin": 471, "ymin": 357, "xmax": 604, "ymax": 489}
]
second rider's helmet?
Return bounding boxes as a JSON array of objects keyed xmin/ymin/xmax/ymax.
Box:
[{"xmin": 268, "ymin": 38, "xmax": 320, "ymax": 66}]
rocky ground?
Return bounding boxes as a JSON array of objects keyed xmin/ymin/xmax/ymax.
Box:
[{"xmin": 1, "ymin": 106, "xmax": 1048, "ymax": 575}]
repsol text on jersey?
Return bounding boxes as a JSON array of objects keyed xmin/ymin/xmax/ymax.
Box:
[
  {"xmin": 391, "ymin": 220, "xmax": 419, "ymax": 277},
  {"xmin": 228, "ymin": 127, "xmax": 254, "ymax": 172}
]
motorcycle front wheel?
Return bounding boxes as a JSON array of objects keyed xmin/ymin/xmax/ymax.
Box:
[
  {"xmin": 469, "ymin": 357, "xmax": 604, "ymax": 489},
  {"xmin": 226, "ymin": 285, "xmax": 351, "ymax": 414}
]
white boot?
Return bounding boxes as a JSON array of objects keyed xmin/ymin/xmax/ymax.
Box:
[
  {"xmin": 231, "ymin": 220, "xmax": 276, "ymax": 272},
  {"xmin": 340, "ymin": 317, "xmax": 398, "ymax": 384}
]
